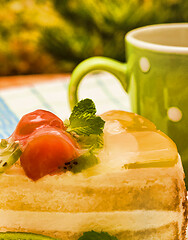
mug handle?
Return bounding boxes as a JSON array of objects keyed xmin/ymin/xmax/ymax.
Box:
[{"xmin": 69, "ymin": 56, "xmax": 128, "ymax": 109}]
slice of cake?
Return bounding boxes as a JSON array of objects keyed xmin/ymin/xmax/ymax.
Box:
[{"xmin": 0, "ymin": 99, "xmax": 186, "ymax": 240}]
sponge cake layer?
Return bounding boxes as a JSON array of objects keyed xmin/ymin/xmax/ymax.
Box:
[{"xmin": 0, "ymin": 210, "xmax": 184, "ymax": 240}]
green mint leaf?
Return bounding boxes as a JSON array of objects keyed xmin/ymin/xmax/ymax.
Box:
[
  {"xmin": 70, "ymin": 98, "xmax": 96, "ymax": 120},
  {"xmin": 78, "ymin": 231, "xmax": 118, "ymax": 240},
  {"xmin": 76, "ymin": 134, "xmax": 104, "ymax": 150},
  {"xmin": 65, "ymin": 99, "xmax": 105, "ymax": 173},
  {"xmin": 0, "ymin": 139, "xmax": 22, "ymax": 173},
  {"xmin": 67, "ymin": 99, "xmax": 105, "ymax": 136}
]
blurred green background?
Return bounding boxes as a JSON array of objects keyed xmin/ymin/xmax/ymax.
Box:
[{"xmin": 0, "ymin": 0, "xmax": 187, "ymax": 76}]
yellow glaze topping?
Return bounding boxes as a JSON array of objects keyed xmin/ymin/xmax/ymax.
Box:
[{"xmin": 100, "ymin": 110, "xmax": 178, "ymax": 169}]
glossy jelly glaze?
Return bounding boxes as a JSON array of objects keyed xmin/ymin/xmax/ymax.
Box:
[{"xmin": 100, "ymin": 110, "xmax": 178, "ymax": 169}]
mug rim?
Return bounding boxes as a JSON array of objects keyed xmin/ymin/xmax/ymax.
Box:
[{"xmin": 126, "ymin": 23, "xmax": 188, "ymax": 54}]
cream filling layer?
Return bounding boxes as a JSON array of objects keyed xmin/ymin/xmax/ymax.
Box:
[{"xmin": 0, "ymin": 210, "xmax": 180, "ymax": 233}]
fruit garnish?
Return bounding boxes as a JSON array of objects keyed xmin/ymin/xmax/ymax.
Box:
[
  {"xmin": 20, "ymin": 127, "xmax": 79, "ymax": 181},
  {"xmin": 0, "ymin": 139, "xmax": 22, "ymax": 173},
  {"xmin": 64, "ymin": 99, "xmax": 105, "ymax": 173},
  {"xmin": 101, "ymin": 110, "xmax": 178, "ymax": 169},
  {"xmin": 0, "ymin": 99, "xmax": 105, "ymax": 180},
  {"xmin": 0, "ymin": 232, "xmax": 58, "ymax": 240},
  {"xmin": 11, "ymin": 109, "xmax": 65, "ymax": 148},
  {"xmin": 11, "ymin": 99, "xmax": 104, "ymax": 180},
  {"xmin": 78, "ymin": 231, "xmax": 118, "ymax": 240},
  {"xmin": 64, "ymin": 151, "xmax": 99, "ymax": 173}
]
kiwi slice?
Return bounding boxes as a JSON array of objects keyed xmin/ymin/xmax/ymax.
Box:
[
  {"xmin": 0, "ymin": 139, "xmax": 22, "ymax": 173},
  {"xmin": 0, "ymin": 232, "xmax": 58, "ymax": 240},
  {"xmin": 65, "ymin": 151, "xmax": 99, "ymax": 173},
  {"xmin": 124, "ymin": 157, "xmax": 178, "ymax": 169}
]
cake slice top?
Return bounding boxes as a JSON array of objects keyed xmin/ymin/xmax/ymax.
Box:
[{"xmin": 0, "ymin": 99, "xmax": 180, "ymax": 181}]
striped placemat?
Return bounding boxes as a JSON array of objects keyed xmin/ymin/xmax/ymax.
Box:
[{"xmin": 0, "ymin": 73, "xmax": 131, "ymax": 139}]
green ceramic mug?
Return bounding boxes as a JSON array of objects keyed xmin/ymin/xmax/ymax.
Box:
[{"xmin": 69, "ymin": 23, "xmax": 188, "ymax": 185}]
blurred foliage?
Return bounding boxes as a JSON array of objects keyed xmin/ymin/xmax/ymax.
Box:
[
  {"xmin": 0, "ymin": 0, "xmax": 62, "ymax": 75},
  {"xmin": 40, "ymin": 0, "xmax": 188, "ymax": 72},
  {"xmin": 0, "ymin": 0, "xmax": 188, "ymax": 75}
]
